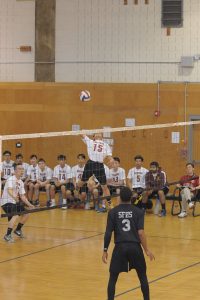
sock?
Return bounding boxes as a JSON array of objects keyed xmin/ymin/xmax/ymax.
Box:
[
  {"xmin": 161, "ymin": 203, "xmax": 166, "ymax": 210},
  {"xmin": 7, "ymin": 228, "xmax": 13, "ymax": 235},
  {"xmin": 16, "ymin": 223, "xmax": 24, "ymax": 231}
]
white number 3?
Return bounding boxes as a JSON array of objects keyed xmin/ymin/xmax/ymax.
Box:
[{"xmin": 122, "ymin": 219, "xmax": 131, "ymax": 232}]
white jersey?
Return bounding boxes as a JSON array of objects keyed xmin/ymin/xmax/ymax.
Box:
[
  {"xmin": 27, "ymin": 165, "xmax": 39, "ymax": 182},
  {"xmin": 82, "ymin": 136, "xmax": 112, "ymax": 163},
  {"xmin": 72, "ymin": 164, "xmax": 85, "ymax": 183},
  {"xmin": 1, "ymin": 160, "xmax": 14, "ymax": 180},
  {"xmin": 0, "ymin": 175, "xmax": 25, "ymax": 206},
  {"xmin": 21, "ymin": 162, "xmax": 29, "ymax": 180},
  {"xmin": 38, "ymin": 166, "xmax": 52, "ymax": 182},
  {"xmin": 107, "ymin": 167, "xmax": 126, "ymax": 186},
  {"xmin": 127, "ymin": 167, "xmax": 148, "ymax": 189},
  {"xmin": 53, "ymin": 164, "xmax": 72, "ymax": 183}
]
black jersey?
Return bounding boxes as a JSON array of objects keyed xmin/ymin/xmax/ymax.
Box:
[{"xmin": 104, "ymin": 204, "xmax": 144, "ymax": 250}]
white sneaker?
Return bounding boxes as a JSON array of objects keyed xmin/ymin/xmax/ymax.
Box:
[
  {"xmin": 188, "ymin": 201, "xmax": 194, "ymax": 209},
  {"xmin": 50, "ymin": 199, "xmax": 56, "ymax": 207},
  {"xmin": 62, "ymin": 199, "xmax": 67, "ymax": 210},
  {"xmin": 178, "ymin": 211, "xmax": 187, "ymax": 218},
  {"xmin": 84, "ymin": 202, "xmax": 90, "ymax": 210}
]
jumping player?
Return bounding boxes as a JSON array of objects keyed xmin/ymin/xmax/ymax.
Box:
[{"xmin": 79, "ymin": 133, "xmax": 114, "ymax": 212}]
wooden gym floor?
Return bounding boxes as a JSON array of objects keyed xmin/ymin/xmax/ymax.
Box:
[{"xmin": 0, "ymin": 201, "xmax": 199, "ymax": 300}]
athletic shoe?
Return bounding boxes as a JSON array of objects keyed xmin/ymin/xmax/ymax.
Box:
[
  {"xmin": 97, "ymin": 207, "xmax": 107, "ymax": 213},
  {"xmin": 84, "ymin": 202, "xmax": 90, "ymax": 210},
  {"xmin": 4, "ymin": 234, "xmax": 15, "ymax": 243},
  {"xmin": 34, "ymin": 199, "xmax": 40, "ymax": 206},
  {"xmin": 14, "ymin": 229, "xmax": 25, "ymax": 238},
  {"xmin": 62, "ymin": 199, "xmax": 67, "ymax": 210},
  {"xmin": 158, "ymin": 209, "xmax": 166, "ymax": 217},
  {"xmin": 178, "ymin": 211, "xmax": 187, "ymax": 218},
  {"xmin": 188, "ymin": 201, "xmax": 194, "ymax": 209},
  {"xmin": 50, "ymin": 199, "xmax": 56, "ymax": 207}
]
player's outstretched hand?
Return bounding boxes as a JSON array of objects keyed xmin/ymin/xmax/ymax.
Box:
[
  {"xmin": 102, "ymin": 251, "xmax": 108, "ymax": 264},
  {"xmin": 145, "ymin": 249, "xmax": 155, "ymax": 261}
]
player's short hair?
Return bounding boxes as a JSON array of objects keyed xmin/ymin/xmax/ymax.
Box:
[
  {"xmin": 57, "ymin": 154, "xmax": 66, "ymax": 161},
  {"xmin": 113, "ymin": 157, "xmax": 120, "ymax": 163},
  {"xmin": 30, "ymin": 154, "xmax": 37, "ymax": 159},
  {"xmin": 186, "ymin": 162, "xmax": 194, "ymax": 168},
  {"xmin": 150, "ymin": 161, "xmax": 159, "ymax": 168},
  {"xmin": 13, "ymin": 162, "xmax": 23, "ymax": 170},
  {"xmin": 120, "ymin": 187, "xmax": 132, "ymax": 203},
  {"xmin": 38, "ymin": 158, "xmax": 45, "ymax": 163},
  {"xmin": 16, "ymin": 153, "xmax": 23, "ymax": 159},
  {"xmin": 134, "ymin": 155, "xmax": 144, "ymax": 162},
  {"xmin": 3, "ymin": 150, "xmax": 11, "ymax": 156},
  {"xmin": 77, "ymin": 153, "xmax": 86, "ymax": 159}
]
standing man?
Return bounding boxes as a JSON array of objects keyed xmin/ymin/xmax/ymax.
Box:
[
  {"xmin": 79, "ymin": 133, "xmax": 114, "ymax": 212},
  {"xmin": 102, "ymin": 187, "xmax": 154, "ymax": 300},
  {"xmin": 0, "ymin": 163, "xmax": 34, "ymax": 242}
]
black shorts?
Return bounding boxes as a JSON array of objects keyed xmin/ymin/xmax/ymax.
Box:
[
  {"xmin": 132, "ymin": 187, "xmax": 144, "ymax": 195},
  {"xmin": 81, "ymin": 160, "xmax": 107, "ymax": 185},
  {"xmin": 110, "ymin": 242, "xmax": 146, "ymax": 274},
  {"xmin": 2, "ymin": 202, "xmax": 26, "ymax": 221},
  {"xmin": 149, "ymin": 186, "xmax": 169, "ymax": 198},
  {"xmin": 108, "ymin": 186, "xmax": 124, "ymax": 195},
  {"xmin": 50, "ymin": 182, "xmax": 75, "ymax": 192},
  {"xmin": 79, "ymin": 183, "xmax": 88, "ymax": 194}
]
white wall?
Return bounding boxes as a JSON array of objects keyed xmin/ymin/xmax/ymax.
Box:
[
  {"xmin": 0, "ymin": 0, "xmax": 35, "ymax": 81},
  {"xmin": 56, "ymin": 0, "xmax": 200, "ymax": 83}
]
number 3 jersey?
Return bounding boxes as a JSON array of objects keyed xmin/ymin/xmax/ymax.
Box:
[
  {"xmin": 53, "ymin": 164, "xmax": 72, "ymax": 182},
  {"xmin": 104, "ymin": 204, "xmax": 145, "ymax": 249},
  {"xmin": 127, "ymin": 167, "xmax": 148, "ymax": 189},
  {"xmin": 107, "ymin": 167, "xmax": 126, "ymax": 186}
]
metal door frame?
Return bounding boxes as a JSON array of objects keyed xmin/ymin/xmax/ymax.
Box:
[{"xmin": 188, "ymin": 115, "xmax": 200, "ymax": 164}]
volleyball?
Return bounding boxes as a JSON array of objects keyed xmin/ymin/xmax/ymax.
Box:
[{"xmin": 80, "ymin": 90, "xmax": 91, "ymax": 102}]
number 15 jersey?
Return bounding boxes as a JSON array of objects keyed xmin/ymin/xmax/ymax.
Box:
[{"xmin": 82, "ymin": 136, "xmax": 112, "ymax": 163}]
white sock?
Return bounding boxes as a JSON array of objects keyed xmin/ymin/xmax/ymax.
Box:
[{"xmin": 63, "ymin": 199, "xmax": 67, "ymax": 204}]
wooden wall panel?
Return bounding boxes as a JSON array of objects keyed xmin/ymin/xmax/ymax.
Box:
[{"xmin": 0, "ymin": 82, "xmax": 200, "ymax": 182}]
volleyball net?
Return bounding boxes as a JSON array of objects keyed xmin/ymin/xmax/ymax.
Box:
[{"xmin": 1, "ymin": 120, "xmax": 200, "ymax": 217}]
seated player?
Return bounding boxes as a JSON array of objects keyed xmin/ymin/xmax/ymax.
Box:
[
  {"xmin": 107, "ymin": 157, "xmax": 126, "ymax": 204},
  {"xmin": 143, "ymin": 161, "xmax": 166, "ymax": 217},
  {"xmin": 26, "ymin": 154, "xmax": 39, "ymax": 205},
  {"xmin": 50, "ymin": 154, "xmax": 73, "ymax": 209},
  {"xmin": 15, "ymin": 154, "xmax": 29, "ymax": 181},
  {"xmin": 1, "ymin": 150, "xmax": 14, "ymax": 189},
  {"xmin": 153, "ymin": 165, "xmax": 169, "ymax": 215},
  {"xmin": 0, "ymin": 163, "xmax": 34, "ymax": 242},
  {"xmin": 127, "ymin": 155, "xmax": 148, "ymax": 203},
  {"xmin": 34, "ymin": 158, "xmax": 52, "ymax": 206},
  {"xmin": 78, "ymin": 133, "xmax": 114, "ymax": 213},
  {"xmin": 177, "ymin": 163, "xmax": 199, "ymax": 218},
  {"xmin": 72, "ymin": 154, "xmax": 87, "ymax": 208}
]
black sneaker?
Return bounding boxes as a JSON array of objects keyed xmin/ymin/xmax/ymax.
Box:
[
  {"xmin": 4, "ymin": 234, "xmax": 15, "ymax": 243},
  {"xmin": 14, "ymin": 229, "xmax": 25, "ymax": 238},
  {"xmin": 33, "ymin": 199, "xmax": 40, "ymax": 206}
]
